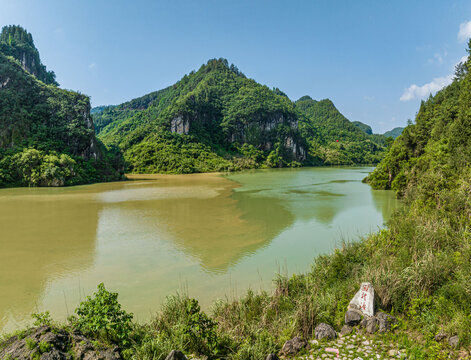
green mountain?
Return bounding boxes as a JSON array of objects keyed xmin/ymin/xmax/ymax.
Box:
[
  {"xmin": 295, "ymin": 96, "xmax": 386, "ymax": 165},
  {"xmin": 366, "ymin": 52, "xmax": 470, "ymax": 195},
  {"xmin": 352, "ymin": 121, "xmax": 373, "ymax": 135},
  {"xmin": 382, "ymin": 127, "xmax": 404, "ymax": 139},
  {"xmin": 0, "ymin": 26, "xmax": 122, "ymax": 187},
  {"xmin": 94, "ymin": 59, "xmax": 387, "ymax": 173}
]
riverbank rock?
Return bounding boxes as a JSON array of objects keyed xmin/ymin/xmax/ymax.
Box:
[
  {"xmin": 314, "ymin": 323, "xmax": 336, "ymax": 340},
  {"xmin": 348, "ymin": 282, "xmax": 376, "ymax": 317},
  {"xmin": 165, "ymin": 350, "xmax": 187, "ymax": 360},
  {"xmin": 345, "ymin": 309, "xmax": 362, "ymax": 326},
  {"xmin": 365, "ymin": 317, "xmax": 377, "ymax": 334},
  {"xmin": 281, "ymin": 336, "xmax": 307, "ymax": 356},
  {"xmin": 376, "ymin": 312, "xmax": 397, "ymax": 333},
  {"xmin": 0, "ymin": 326, "xmax": 122, "ymax": 360}
]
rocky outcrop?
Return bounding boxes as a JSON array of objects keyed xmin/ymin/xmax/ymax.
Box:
[
  {"xmin": 344, "ymin": 283, "xmax": 397, "ymax": 335},
  {"xmin": 169, "ymin": 111, "xmax": 307, "ymax": 161},
  {"xmin": 170, "ymin": 115, "xmax": 190, "ymax": 135},
  {"xmin": 0, "ymin": 326, "xmax": 122, "ymax": 360}
]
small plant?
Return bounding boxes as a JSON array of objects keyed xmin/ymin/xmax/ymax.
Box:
[
  {"xmin": 38, "ymin": 341, "xmax": 52, "ymax": 353},
  {"xmin": 32, "ymin": 311, "xmax": 53, "ymax": 327},
  {"xmin": 25, "ymin": 338, "xmax": 37, "ymax": 350},
  {"xmin": 182, "ymin": 298, "xmax": 219, "ymax": 353},
  {"xmin": 71, "ymin": 283, "xmax": 133, "ymax": 347}
]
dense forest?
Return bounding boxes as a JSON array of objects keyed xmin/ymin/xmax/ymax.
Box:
[
  {"xmin": 0, "ymin": 26, "xmax": 123, "ymax": 187},
  {"xmin": 93, "ymin": 59, "xmax": 388, "ymax": 174}
]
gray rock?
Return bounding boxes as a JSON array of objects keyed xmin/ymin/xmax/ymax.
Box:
[
  {"xmin": 265, "ymin": 354, "xmax": 280, "ymax": 360},
  {"xmin": 345, "ymin": 309, "xmax": 362, "ymax": 326},
  {"xmin": 340, "ymin": 325, "xmax": 353, "ymax": 336},
  {"xmin": 375, "ymin": 312, "xmax": 397, "ymax": 333},
  {"xmin": 449, "ymin": 335, "xmax": 459, "ymax": 348},
  {"xmin": 281, "ymin": 336, "xmax": 307, "ymax": 356},
  {"xmin": 165, "ymin": 350, "xmax": 187, "ymax": 360},
  {"xmin": 365, "ymin": 317, "xmax": 377, "ymax": 334},
  {"xmin": 314, "ymin": 323, "xmax": 336, "ymax": 340},
  {"xmin": 434, "ymin": 332, "xmax": 446, "ymax": 342}
]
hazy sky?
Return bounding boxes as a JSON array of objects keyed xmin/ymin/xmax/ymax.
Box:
[{"xmin": 1, "ymin": 0, "xmax": 471, "ymax": 133}]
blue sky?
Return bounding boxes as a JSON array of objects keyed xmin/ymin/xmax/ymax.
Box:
[{"xmin": 1, "ymin": 0, "xmax": 471, "ymax": 133}]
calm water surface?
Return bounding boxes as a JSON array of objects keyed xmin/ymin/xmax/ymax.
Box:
[{"xmin": 0, "ymin": 167, "xmax": 399, "ymax": 332}]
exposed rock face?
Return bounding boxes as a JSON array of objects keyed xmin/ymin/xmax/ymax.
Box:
[
  {"xmin": 281, "ymin": 336, "xmax": 307, "ymax": 356},
  {"xmin": 0, "ymin": 326, "xmax": 122, "ymax": 360},
  {"xmin": 170, "ymin": 115, "xmax": 190, "ymax": 135},
  {"xmin": 314, "ymin": 323, "xmax": 337, "ymax": 340},
  {"xmin": 169, "ymin": 112, "xmax": 307, "ymax": 161}
]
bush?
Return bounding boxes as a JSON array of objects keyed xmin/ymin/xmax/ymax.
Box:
[{"xmin": 70, "ymin": 283, "xmax": 133, "ymax": 347}]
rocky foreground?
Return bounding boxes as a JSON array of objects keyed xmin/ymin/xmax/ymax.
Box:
[{"xmin": 0, "ymin": 325, "xmax": 120, "ymax": 360}]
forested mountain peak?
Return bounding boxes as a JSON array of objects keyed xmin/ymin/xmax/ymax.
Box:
[
  {"xmin": 0, "ymin": 26, "xmax": 122, "ymax": 187},
  {"xmin": 92, "ymin": 58, "xmax": 387, "ymax": 173},
  {"xmin": 0, "ymin": 25, "xmax": 57, "ymax": 85}
]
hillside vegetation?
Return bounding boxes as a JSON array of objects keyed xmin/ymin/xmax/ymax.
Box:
[
  {"xmin": 0, "ymin": 26, "xmax": 122, "ymax": 187},
  {"xmin": 94, "ymin": 59, "xmax": 387, "ymax": 174}
]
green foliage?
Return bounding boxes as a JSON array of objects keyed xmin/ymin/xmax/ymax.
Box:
[
  {"xmin": 94, "ymin": 59, "xmax": 386, "ymax": 174},
  {"xmin": 0, "ymin": 27, "xmax": 123, "ymax": 188},
  {"xmin": 25, "ymin": 338, "xmax": 37, "ymax": 350},
  {"xmin": 296, "ymin": 97, "xmax": 387, "ymax": 165},
  {"xmin": 38, "ymin": 341, "xmax": 52, "ymax": 353},
  {"xmin": 71, "ymin": 283, "xmax": 133, "ymax": 347},
  {"xmin": 148, "ymin": 295, "xmax": 228, "ymax": 358},
  {"xmin": 32, "ymin": 311, "xmax": 53, "ymax": 327},
  {"xmin": 0, "ymin": 25, "xmax": 57, "ymax": 85},
  {"xmin": 352, "ymin": 121, "xmax": 373, "ymax": 135}
]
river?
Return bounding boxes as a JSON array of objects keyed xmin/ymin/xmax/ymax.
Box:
[{"xmin": 0, "ymin": 166, "xmax": 398, "ymax": 332}]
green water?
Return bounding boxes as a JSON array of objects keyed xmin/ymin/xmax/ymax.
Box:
[{"xmin": 0, "ymin": 167, "xmax": 398, "ymax": 332}]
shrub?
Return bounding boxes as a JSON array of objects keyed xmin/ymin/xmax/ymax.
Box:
[{"xmin": 70, "ymin": 283, "xmax": 133, "ymax": 347}]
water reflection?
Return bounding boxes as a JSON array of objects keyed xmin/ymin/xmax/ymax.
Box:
[{"xmin": 0, "ymin": 168, "xmax": 398, "ymax": 333}]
